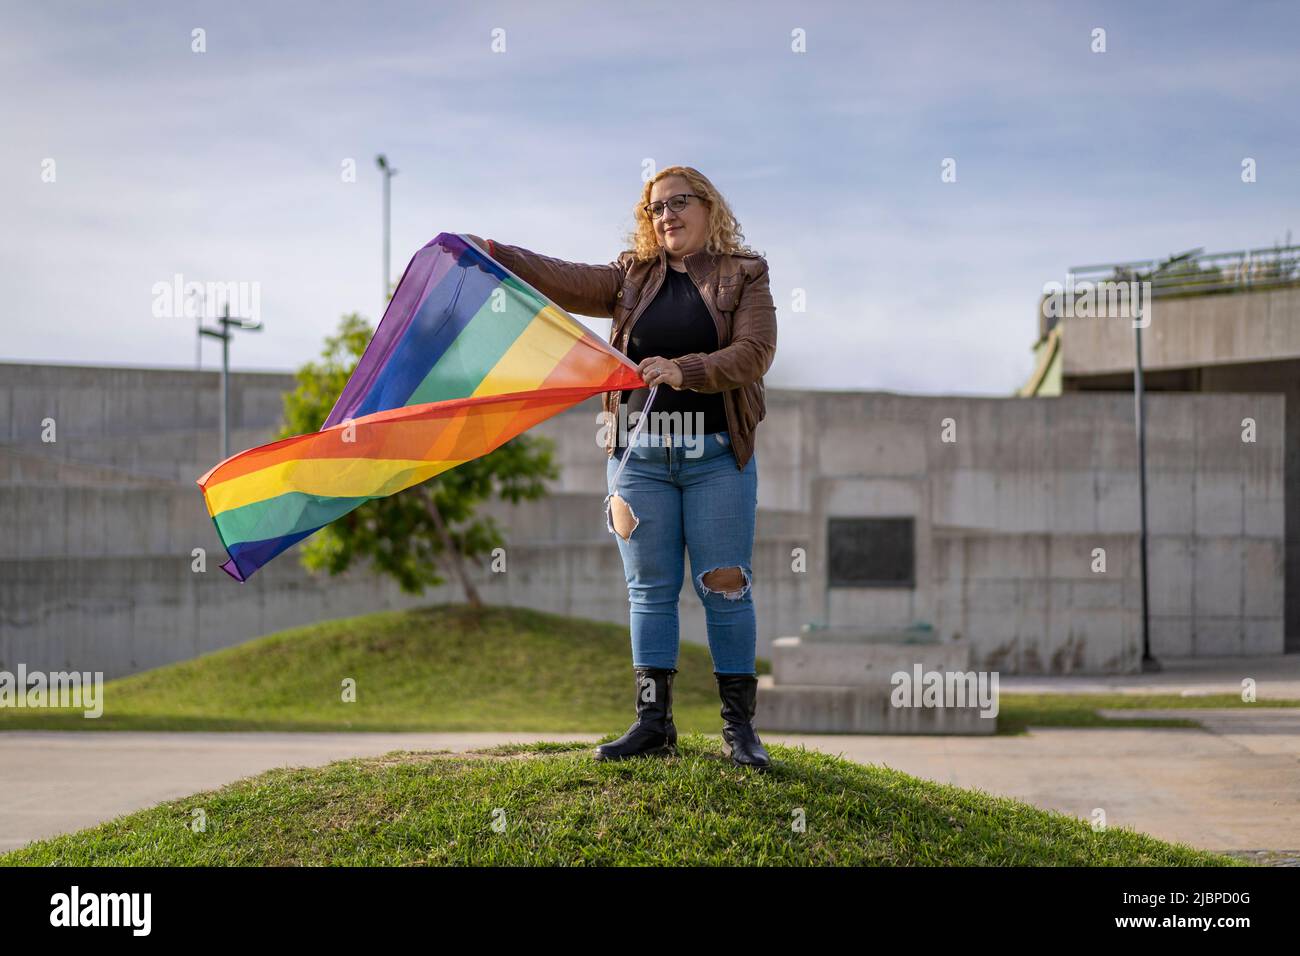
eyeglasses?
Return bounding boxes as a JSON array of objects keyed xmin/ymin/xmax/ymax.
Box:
[{"xmin": 644, "ymin": 193, "xmax": 705, "ymax": 219}]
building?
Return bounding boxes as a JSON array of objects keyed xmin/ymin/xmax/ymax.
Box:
[{"xmin": 1022, "ymin": 243, "xmax": 1300, "ymax": 651}]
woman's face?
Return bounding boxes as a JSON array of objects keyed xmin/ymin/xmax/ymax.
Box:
[{"xmin": 650, "ymin": 175, "xmax": 709, "ymax": 260}]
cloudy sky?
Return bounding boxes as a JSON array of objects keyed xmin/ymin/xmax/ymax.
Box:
[{"xmin": 3, "ymin": 0, "xmax": 1297, "ymax": 395}]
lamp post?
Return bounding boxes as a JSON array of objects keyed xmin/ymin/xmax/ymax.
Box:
[
  {"xmin": 376, "ymin": 154, "xmax": 398, "ymax": 302},
  {"xmin": 1132, "ymin": 289, "xmax": 1158, "ymax": 673},
  {"xmin": 1132, "ymin": 249, "xmax": 1201, "ymax": 673},
  {"xmin": 1112, "ymin": 264, "xmax": 1164, "ymax": 671},
  {"xmin": 199, "ymin": 304, "xmax": 262, "ymax": 460}
]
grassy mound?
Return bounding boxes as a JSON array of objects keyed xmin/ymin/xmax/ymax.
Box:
[
  {"xmin": 2, "ymin": 603, "xmax": 1287, "ymax": 733},
  {"xmin": 0, "ymin": 604, "xmax": 732, "ymax": 732},
  {"xmin": 0, "ymin": 735, "xmax": 1239, "ymax": 866}
]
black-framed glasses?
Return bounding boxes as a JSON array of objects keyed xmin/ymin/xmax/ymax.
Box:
[{"xmin": 644, "ymin": 193, "xmax": 705, "ymax": 219}]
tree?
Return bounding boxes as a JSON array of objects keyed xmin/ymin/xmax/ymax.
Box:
[{"xmin": 277, "ymin": 313, "xmax": 560, "ymax": 604}]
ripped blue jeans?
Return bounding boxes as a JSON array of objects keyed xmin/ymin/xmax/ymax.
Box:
[{"xmin": 605, "ymin": 429, "xmax": 758, "ymax": 675}]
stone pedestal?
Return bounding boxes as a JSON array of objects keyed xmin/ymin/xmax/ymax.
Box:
[{"xmin": 757, "ymin": 633, "xmax": 998, "ymax": 734}]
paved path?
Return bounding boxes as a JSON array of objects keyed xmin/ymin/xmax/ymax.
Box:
[
  {"xmin": 0, "ymin": 731, "xmax": 594, "ymax": 853},
  {"xmin": 1000, "ymin": 653, "xmax": 1300, "ymax": 699},
  {"xmin": 766, "ymin": 709, "xmax": 1300, "ymax": 860},
  {"xmin": 4, "ymin": 710, "xmax": 1299, "ymax": 858}
]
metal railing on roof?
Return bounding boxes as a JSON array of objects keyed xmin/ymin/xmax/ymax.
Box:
[{"xmin": 1067, "ymin": 244, "xmax": 1300, "ymax": 299}]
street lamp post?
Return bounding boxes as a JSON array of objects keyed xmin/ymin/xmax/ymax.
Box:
[
  {"xmin": 1130, "ymin": 249, "xmax": 1199, "ymax": 673},
  {"xmin": 1133, "ymin": 294, "xmax": 1158, "ymax": 673},
  {"xmin": 199, "ymin": 304, "xmax": 262, "ymax": 460},
  {"xmin": 376, "ymin": 154, "xmax": 399, "ymax": 302}
]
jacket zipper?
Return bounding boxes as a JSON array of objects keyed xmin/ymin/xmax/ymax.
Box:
[
  {"xmin": 605, "ymin": 259, "xmax": 666, "ymax": 458},
  {"xmin": 619, "ymin": 253, "xmax": 666, "ymax": 352},
  {"xmin": 690, "ymin": 263, "xmax": 740, "ymax": 460},
  {"xmin": 677, "ymin": 255, "xmax": 738, "ymax": 460}
]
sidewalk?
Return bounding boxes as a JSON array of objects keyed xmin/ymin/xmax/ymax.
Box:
[
  {"xmin": 999, "ymin": 654, "xmax": 1300, "ymax": 699},
  {"xmin": 766, "ymin": 709, "xmax": 1300, "ymax": 862},
  {"xmin": 0, "ymin": 731, "xmax": 594, "ymax": 853},
  {"xmin": 4, "ymin": 712, "xmax": 1298, "ymax": 859}
]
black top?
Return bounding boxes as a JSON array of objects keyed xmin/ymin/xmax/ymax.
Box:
[{"xmin": 618, "ymin": 265, "xmax": 729, "ymax": 445}]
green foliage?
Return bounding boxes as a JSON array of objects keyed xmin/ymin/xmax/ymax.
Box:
[
  {"xmin": 279, "ymin": 313, "xmax": 374, "ymax": 437},
  {"xmin": 277, "ymin": 314, "xmax": 560, "ymax": 594}
]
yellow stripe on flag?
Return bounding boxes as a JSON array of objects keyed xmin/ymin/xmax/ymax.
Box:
[
  {"xmin": 206, "ymin": 457, "xmax": 468, "ymax": 514},
  {"xmin": 472, "ymin": 305, "xmax": 586, "ymax": 397}
]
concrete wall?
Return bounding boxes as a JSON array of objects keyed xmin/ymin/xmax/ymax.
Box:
[
  {"xmin": 0, "ymin": 362, "xmax": 292, "ymax": 480},
  {"xmin": 0, "ymin": 364, "xmax": 431, "ymax": 678},
  {"xmin": 1056, "ymin": 286, "xmax": 1300, "ymax": 376},
  {"xmin": 0, "ymin": 362, "xmax": 1284, "ymax": 678},
  {"xmin": 769, "ymin": 390, "xmax": 1283, "ymax": 672},
  {"xmin": 1194, "ymin": 361, "xmax": 1300, "ymax": 647}
]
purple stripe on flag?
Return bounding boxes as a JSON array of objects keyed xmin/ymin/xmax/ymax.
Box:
[
  {"xmin": 322, "ymin": 234, "xmax": 467, "ymax": 429},
  {"xmin": 220, "ymin": 526, "xmax": 321, "ymax": 582},
  {"xmin": 337, "ymin": 251, "xmax": 504, "ymax": 420}
]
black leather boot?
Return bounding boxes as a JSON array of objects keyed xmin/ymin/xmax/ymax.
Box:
[
  {"xmin": 715, "ymin": 672, "xmax": 770, "ymax": 770},
  {"xmin": 594, "ymin": 666, "xmax": 678, "ymax": 761}
]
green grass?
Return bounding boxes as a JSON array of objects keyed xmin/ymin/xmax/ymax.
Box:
[
  {"xmin": 0, "ymin": 604, "xmax": 730, "ymax": 733},
  {"xmin": 994, "ymin": 691, "xmax": 1300, "ymax": 733},
  {"xmin": 0, "ymin": 735, "xmax": 1241, "ymax": 866},
  {"xmin": 3, "ymin": 603, "xmax": 1292, "ymax": 734}
]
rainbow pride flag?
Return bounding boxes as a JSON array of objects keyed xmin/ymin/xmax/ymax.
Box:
[{"xmin": 197, "ymin": 232, "xmax": 643, "ymax": 582}]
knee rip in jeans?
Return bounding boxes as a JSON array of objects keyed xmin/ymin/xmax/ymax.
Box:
[
  {"xmin": 605, "ymin": 493, "xmax": 639, "ymax": 541},
  {"xmin": 698, "ymin": 565, "xmax": 751, "ymax": 600}
]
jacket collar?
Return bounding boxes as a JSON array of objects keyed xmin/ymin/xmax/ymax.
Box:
[{"xmin": 658, "ymin": 243, "xmax": 720, "ymax": 282}]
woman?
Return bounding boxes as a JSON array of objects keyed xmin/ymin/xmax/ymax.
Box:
[{"xmin": 469, "ymin": 165, "xmax": 777, "ymax": 769}]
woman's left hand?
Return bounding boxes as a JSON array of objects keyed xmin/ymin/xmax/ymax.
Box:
[{"xmin": 637, "ymin": 356, "xmax": 684, "ymax": 389}]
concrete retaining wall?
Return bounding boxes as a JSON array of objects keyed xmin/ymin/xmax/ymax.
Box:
[{"xmin": 0, "ymin": 362, "xmax": 1283, "ymax": 677}]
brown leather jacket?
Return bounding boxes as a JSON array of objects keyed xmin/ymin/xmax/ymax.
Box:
[{"xmin": 475, "ymin": 236, "xmax": 777, "ymax": 470}]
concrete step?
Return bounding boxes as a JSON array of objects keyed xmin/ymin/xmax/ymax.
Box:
[
  {"xmin": 771, "ymin": 635, "xmax": 974, "ymax": 687},
  {"xmin": 756, "ymin": 674, "xmax": 997, "ymax": 734}
]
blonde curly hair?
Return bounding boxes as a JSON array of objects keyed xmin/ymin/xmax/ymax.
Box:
[{"xmin": 624, "ymin": 165, "xmax": 761, "ymax": 261}]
